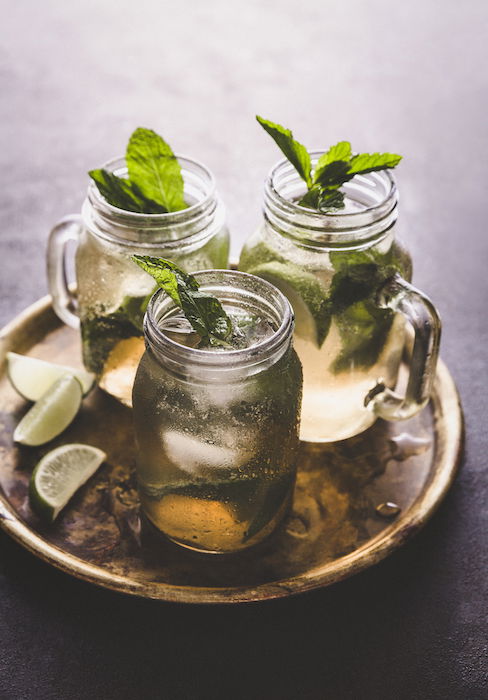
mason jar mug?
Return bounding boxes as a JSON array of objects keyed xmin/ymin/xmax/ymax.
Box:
[
  {"xmin": 132, "ymin": 270, "xmax": 303, "ymax": 554},
  {"xmin": 47, "ymin": 156, "xmax": 230, "ymax": 404},
  {"xmin": 239, "ymin": 155, "xmax": 441, "ymax": 443}
]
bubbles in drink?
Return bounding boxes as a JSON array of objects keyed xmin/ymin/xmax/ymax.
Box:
[{"xmin": 133, "ymin": 307, "xmax": 302, "ymax": 553}]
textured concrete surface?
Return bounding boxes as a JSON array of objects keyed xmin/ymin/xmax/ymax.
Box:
[{"xmin": 1, "ymin": 1, "xmax": 487, "ymax": 698}]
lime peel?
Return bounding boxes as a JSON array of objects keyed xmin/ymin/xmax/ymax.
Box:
[
  {"xmin": 246, "ymin": 261, "xmax": 331, "ymax": 345},
  {"xmin": 13, "ymin": 374, "xmax": 83, "ymax": 446},
  {"xmin": 29, "ymin": 443, "xmax": 107, "ymax": 522},
  {"xmin": 7, "ymin": 352, "xmax": 94, "ymax": 400}
]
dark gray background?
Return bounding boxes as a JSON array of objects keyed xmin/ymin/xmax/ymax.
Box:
[{"xmin": 1, "ymin": 1, "xmax": 487, "ymax": 698}]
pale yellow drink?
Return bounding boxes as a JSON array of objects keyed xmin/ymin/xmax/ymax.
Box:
[
  {"xmin": 239, "ymin": 163, "xmax": 413, "ymax": 442},
  {"xmin": 294, "ymin": 314, "xmax": 405, "ymax": 441}
]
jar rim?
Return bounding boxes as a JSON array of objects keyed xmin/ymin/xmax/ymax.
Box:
[
  {"xmin": 264, "ymin": 152, "xmax": 398, "ymax": 245},
  {"xmin": 267, "ymin": 151, "xmax": 397, "ymax": 218},
  {"xmin": 88, "ymin": 153, "xmax": 217, "ymax": 225},
  {"xmin": 144, "ymin": 269, "xmax": 294, "ymax": 371}
]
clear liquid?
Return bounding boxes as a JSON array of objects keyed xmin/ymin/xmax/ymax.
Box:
[
  {"xmin": 76, "ymin": 225, "xmax": 230, "ymax": 405},
  {"xmin": 132, "ymin": 309, "xmax": 302, "ymax": 553},
  {"xmin": 239, "ymin": 229, "xmax": 411, "ymax": 442},
  {"xmin": 296, "ymin": 315, "xmax": 405, "ymax": 442},
  {"xmin": 141, "ymin": 467, "xmax": 294, "ymax": 553},
  {"xmin": 161, "ymin": 307, "xmax": 275, "ymax": 351}
]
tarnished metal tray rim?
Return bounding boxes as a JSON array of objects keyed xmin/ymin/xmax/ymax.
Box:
[{"xmin": 0, "ymin": 295, "xmax": 463, "ymax": 604}]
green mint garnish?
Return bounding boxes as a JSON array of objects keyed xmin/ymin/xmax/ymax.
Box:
[
  {"xmin": 327, "ymin": 247, "xmax": 408, "ymax": 372},
  {"xmin": 256, "ymin": 116, "xmax": 312, "ymax": 188},
  {"xmin": 132, "ymin": 256, "xmax": 232, "ymax": 346},
  {"xmin": 126, "ymin": 128, "xmax": 186, "ymax": 212},
  {"xmin": 331, "ymin": 301, "xmax": 394, "ymax": 374},
  {"xmin": 256, "ymin": 116, "xmax": 402, "ymax": 212},
  {"xmin": 89, "ymin": 127, "xmax": 186, "ymax": 214},
  {"xmin": 88, "ymin": 168, "xmax": 166, "ymax": 214}
]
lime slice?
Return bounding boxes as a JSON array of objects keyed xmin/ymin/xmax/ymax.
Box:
[
  {"xmin": 98, "ymin": 336, "xmax": 145, "ymax": 408},
  {"xmin": 14, "ymin": 375, "xmax": 83, "ymax": 446},
  {"xmin": 239, "ymin": 240, "xmax": 281, "ymax": 271},
  {"xmin": 144, "ymin": 494, "xmax": 248, "ymax": 552},
  {"xmin": 29, "ymin": 443, "xmax": 106, "ymax": 522},
  {"xmin": 247, "ymin": 261, "xmax": 331, "ymax": 345},
  {"xmin": 7, "ymin": 352, "xmax": 94, "ymax": 400}
]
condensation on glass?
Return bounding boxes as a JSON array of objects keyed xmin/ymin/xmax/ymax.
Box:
[
  {"xmin": 239, "ymin": 154, "xmax": 441, "ymax": 442},
  {"xmin": 47, "ymin": 156, "xmax": 230, "ymax": 404},
  {"xmin": 132, "ymin": 270, "xmax": 303, "ymax": 554}
]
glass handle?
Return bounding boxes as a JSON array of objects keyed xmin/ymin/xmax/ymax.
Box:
[
  {"xmin": 366, "ymin": 274, "xmax": 441, "ymax": 421},
  {"xmin": 46, "ymin": 215, "xmax": 82, "ymax": 328}
]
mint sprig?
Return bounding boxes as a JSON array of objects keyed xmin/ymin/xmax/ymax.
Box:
[
  {"xmin": 132, "ymin": 256, "xmax": 232, "ymax": 346},
  {"xmin": 256, "ymin": 116, "xmax": 402, "ymax": 212},
  {"xmin": 89, "ymin": 128, "xmax": 186, "ymax": 214}
]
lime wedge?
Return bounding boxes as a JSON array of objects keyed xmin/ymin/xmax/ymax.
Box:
[
  {"xmin": 14, "ymin": 375, "xmax": 83, "ymax": 446},
  {"xmin": 29, "ymin": 443, "xmax": 106, "ymax": 522},
  {"xmin": 246, "ymin": 261, "xmax": 331, "ymax": 345},
  {"xmin": 7, "ymin": 352, "xmax": 94, "ymax": 400}
]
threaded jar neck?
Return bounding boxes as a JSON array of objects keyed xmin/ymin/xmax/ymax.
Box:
[
  {"xmin": 82, "ymin": 155, "xmax": 223, "ymax": 249},
  {"xmin": 263, "ymin": 153, "xmax": 399, "ymax": 249},
  {"xmin": 144, "ymin": 270, "xmax": 294, "ymax": 382}
]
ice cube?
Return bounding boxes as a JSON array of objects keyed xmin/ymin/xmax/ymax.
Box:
[
  {"xmin": 160, "ymin": 316, "xmax": 201, "ymax": 348},
  {"xmin": 163, "ymin": 430, "xmax": 254, "ymax": 475}
]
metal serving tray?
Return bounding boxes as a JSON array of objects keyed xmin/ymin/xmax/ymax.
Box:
[{"xmin": 0, "ymin": 295, "xmax": 463, "ymax": 603}]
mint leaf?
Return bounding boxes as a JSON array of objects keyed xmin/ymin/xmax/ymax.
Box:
[
  {"xmin": 328, "ymin": 248, "xmax": 403, "ymax": 313},
  {"xmin": 255, "ymin": 118, "xmax": 402, "ymax": 214},
  {"xmin": 243, "ymin": 473, "xmax": 293, "ymax": 542},
  {"xmin": 330, "ymin": 246, "xmax": 408, "ymax": 286},
  {"xmin": 327, "ymin": 247, "xmax": 407, "ymax": 371},
  {"xmin": 317, "ymin": 188, "xmax": 346, "ymax": 211},
  {"xmin": 88, "ymin": 169, "xmax": 167, "ymax": 214},
  {"xmin": 348, "ymin": 152, "xmax": 402, "ymax": 176},
  {"xmin": 89, "ymin": 127, "xmax": 188, "ymax": 215},
  {"xmin": 119, "ymin": 290, "xmax": 156, "ymax": 332},
  {"xmin": 256, "ymin": 116, "xmax": 312, "ymax": 188},
  {"xmin": 126, "ymin": 128, "xmax": 186, "ymax": 212},
  {"xmin": 313, "ymin": 141, "xmax": 352, "ymax": 184},
  {"xmin": 178, "ymin": 287, "xmax": 232, "ymax": 343},
  {"xmin": 332, "ymin": 301, "xmax": 394, "ymax": 373},
  {"xmin": 297, "ymin": 186, "xmax": 322, "ymax": 209},
  {"xmin": 130, "ymin": 255, "xmax": 192, "ymax": 305},
  {"xmin": 132, "ymin": 256, "xmax": 232, "ymax": 345},
  {"xmin": 298, "ymin": 185, "xmax": 345, "ymax": 211},
  {"xmin": 312, "ymin": 160, "xmax": 352, "ymax": 190},
  {"xmin": 328, "ymin": 260, "xmax": 384, "ymax": 312}
]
